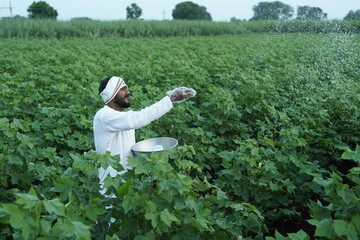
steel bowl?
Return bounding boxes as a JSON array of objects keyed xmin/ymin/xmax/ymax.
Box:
[{"xmin": 131, "ymin": 137, "xmax": 178, "ymax": 157}]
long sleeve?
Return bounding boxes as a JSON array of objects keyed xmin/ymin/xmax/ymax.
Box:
[{"xmin": 100, "ymin": 96, "xmax": 173, "ymax": 132}]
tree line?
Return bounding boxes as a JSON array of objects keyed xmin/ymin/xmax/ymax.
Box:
[{"xmin": 21, "ymin": 1, "xmax": 360, "ymax": 22}]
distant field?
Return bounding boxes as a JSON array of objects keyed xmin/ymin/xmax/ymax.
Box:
[
  {"xmin": 0, "ymin": 18, "xmax": 359, "ymax": 38},
  {"xmin": 0, "ymin": 34, "xmax": 359, "ymax": 239}
]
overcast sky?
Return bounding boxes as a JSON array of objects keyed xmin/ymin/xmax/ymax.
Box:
[{"xmin": 1, "ymin": 0, "xmax": 359, "ymax": 21}]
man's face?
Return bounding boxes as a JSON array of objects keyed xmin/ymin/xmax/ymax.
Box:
[{"xmin": 114, "ymin": 86, "xmax": 131, "ymax": 109}]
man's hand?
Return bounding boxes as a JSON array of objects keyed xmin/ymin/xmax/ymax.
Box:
[{"xmin": 168, "ymin": 87, "xmax": 197, "ymax": 102}]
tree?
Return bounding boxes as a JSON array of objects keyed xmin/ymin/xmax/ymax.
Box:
[
  {"xmin": 296, "ymin": 6, "xmax": 327, "ymax": 20},
  {"xmin": 27, "ymin": 1, "xmax": 58, "ymax": 19},
  {"xmin": 172, "ymin": 1, "xmax": 212, "ymax": 21},
  {"xmin": 200, "ymin": 6, "xmax": 212, "ymax": 21},
  {"xmin": 126, "ymin": 3, "xmax": 142, "ymax": 20},
  {"xmin": 230, "ymin": 17, "xmax": 246, "ymax": 22},
  {"xmin": 344, "ymin": 10, "xmax": 360, "ymax": 20},
  {"xmin": 250, "ymin": 1, "xmax": 293, "ymax": 21}
]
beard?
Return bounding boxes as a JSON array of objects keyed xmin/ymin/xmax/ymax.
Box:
[{"xmin": 114, "ymin": 95, "xmax": 131, "ymax": 108}]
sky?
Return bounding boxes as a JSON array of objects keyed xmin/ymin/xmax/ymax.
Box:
[{"xmin": 0, "ymin": 0, "xmax": 359, "ymax": 21}]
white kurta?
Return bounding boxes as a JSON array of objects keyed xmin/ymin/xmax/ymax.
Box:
[{"xmin": 93, "ymin": 96, "xmax": 173, "ymax": 183}]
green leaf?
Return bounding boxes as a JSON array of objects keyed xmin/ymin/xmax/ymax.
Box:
[
  {"xmin": 160, "ymin": 208, "xmax": 180, "ymax": 227},
  {"xmin": 117, "ymin": 179, "xmax": 133, "ymax": 197},
  {"xmin": 352, "ymin": 215, "xmax": 360, "ymax": 232},
  {"xmin": 50, "ymin": 178, "xmax": 73, "ymax": 194},
  {"xmin": 85, "ymin": 198, "xmax": 107, "ymax": 222},
  {"xmin": 145, "ymin": 200, "xmax": 157, "ymax": 213},
  {"xmin": 98, "ymin": 152, "xmax": 122, "ymax": 171},
  {"xmin": 308, "ymin": 200, "xmax": 331, "ymax": 220},
  {"xmin": 333, "ymin": 220, "xmax": 347, "ymax": 236},
  {"xmin": 145, "ymin": 201, "xmax": 159, "ymax": 228},
  {"xmin": 103, "ymin": 175, "xmax": 121, "ymax": 192},
  {"xmin": 2, "ymin": 204, "xmax": 25, "ymax": 228},
  {"xmin": 216, "ymin": 188, "xmax": 228, "ymax": 200},
  {"xmin": 40, "ymin": 220, "xmax": 52, "ymax": 234},
  {"xmin": 43, "ymin": 199, "xmax": 65, "ymax": 216},
  {"xmin": 160, "ymin": 179, "xmax": 182, "ymax": 191},
  {"xmin": 231, "ymin": 203, "xmax": 244, "ymax": 211},
  {"xmin": 15, "ymin": 189, "xmax": 39, "ymax": 209},
  {"xmin": 106, "ymin": 234, "xmax": 121, "ymax": 240},
  {"xmin": 337, "ymin": 187, "xmax": 356, "ymax": 205},
  {"xmin": 127, "ymin": 155, "xmax": 148, "ymax": 168},
  {"xmin": 144, "ymin": 231, "xmax": 155, "ymax": 240},
  {"xmin": 308, "ymin": 219, "xmax": 334, "ymax": 237},
  {"xmin": 134, "ymin": 235, "xmax": 145, "ymax": 240},
  {"xmin": 0, "ymin": 117, "xmax": 9, "ymax": 130},
  {"xmin": 122, "ymin": 192, "xmax": 141, "ymax": 214},
  {"xmin": 22, "ymin": 216, "xmax": 37, "ymax": 240},
  {"xmin": 145, "ymin": 212, "xmax": 159, "ymax": 228},
  {"xmin": 72, "ymin": 221, "xmax": 91, "ymax": 240},
  {"xmin": 274, "ymin": 230, "xmax": 288, "ymax": 240},
  {"xmin": 313, "ymin": 175, "xmax": 333, "ymax": 190},
  {"xmin": 218, "ymin": 151, "xmax": 233, "ymax": 168},
  {"xmin": 52, "ymin": 218, "xmax": 75, "ymax": 239},
  {"xmin": 341, "ymin": 149, "xmax": 360, "ymax": 162},
  {"xmin": 135, "ymin": 163, "xmax": 151, "ymax": 175},
  {"xmin": 346, "ymin": 223, "xmax": 358, "ymax": 240},
  {"xmin": 195, "ymin": 215, "xmax": 210, "ymax": 229},
  {"xmin": 9, "ymin": 214, "xmax": 23, "ymax": 229},
  {"xmin": 282, "ymin": 179, "xmax": 296, "ymax": 193},
  {"xmin": 134, "ymin": 231, "xmax": 155, "ymax": 240},
  {"xmin": 10, "ymin": 118, "xmax": 28, "ymax": 131},
  {"xmin": 0, "ymin": 206, "xmax": 8, "ymax": 218},
  {"xmin": 28, "ymin": 186, "xmax": 37, "ymax": 196},
  {"xmin": 242, "ymin": 203, "xmax": 258, "ymax": 211},
  {"xmin": 174, "ymin": 159, "xmax": 201, "ymax": 171},
  {"xmin": 288, "ymin": 229, "xmax": 310, "ymax": 240}
]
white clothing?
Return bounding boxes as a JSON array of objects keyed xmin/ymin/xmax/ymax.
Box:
[{"xmin": 93, "ymin": 96, "xmax": 173, "ymax": 183}]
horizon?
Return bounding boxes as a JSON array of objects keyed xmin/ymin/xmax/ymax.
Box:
[{"xmin": 0, "ymin": 0, "xmax": 359, "ymax": 21}]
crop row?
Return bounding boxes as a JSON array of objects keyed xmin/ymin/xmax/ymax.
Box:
[
  {"xmin": 0, "ymin": 34, "xmax": 359, "ymax": 239},
  {"xmin": 0, "ymin": 18, "xmax": 359, "ymax": 38}
]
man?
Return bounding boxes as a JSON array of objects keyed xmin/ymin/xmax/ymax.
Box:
[{"xmin": 93, "ymin": 76, "xmax": 196, "ymax": 185}]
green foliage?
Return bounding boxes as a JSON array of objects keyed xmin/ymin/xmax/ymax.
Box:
[
  {"xmin": 27, "ymin": 1, "xmax": 58, "ymax": 20},
  {"xmin": 101, "ymin": 152, "xmax": 264, "ymax": 239},
  {"xmin": 0, "ymin": 150, "xmax": 111, "ymax": 239},
  {"xmin": 296, "ymin": 6, "xmax": 327, "ymax": 20},
  {"xmin": 265, "ymin": 146, "xmax": 360, "ymax": 239},
  {"xmin": 0, "ymin": 18, "xmax": 359, "ymax": 38},
  {"xmin": 126, "ymin": 3, "xmax": 142, "ymax": 20},
  {"xmin": 261, "ymin": 19, "xmax": 360, "ymax": 34},
  {"xmin": 0, "ymin": 34, "xmax": 359, "ymax": 238},
  {"xmin": 306, "ymin": 146, "xmax": 360, "ymax": 240},
  {"xmin": 250, "ymin": 1, "xmax": 294, "ymax": 21},
  {"xmin": 172, "ymin": 1, "xmax": 212, "ymax": 21},
  {"xmin": 0, "ymin": 189, "xmax": 92, "ymax": 239}
]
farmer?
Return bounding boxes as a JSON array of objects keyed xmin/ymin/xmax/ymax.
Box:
[{"xmin": 93, "ymin": 76, "xmax": 196, "ymax": 187}]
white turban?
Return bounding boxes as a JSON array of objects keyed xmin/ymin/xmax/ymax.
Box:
[{"xmin": 100, "ymin": 76, "xmax": 127, "ymax": 104}]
